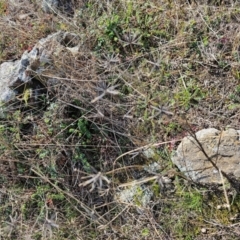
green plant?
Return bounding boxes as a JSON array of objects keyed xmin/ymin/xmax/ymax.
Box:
[
  {"xmin": 73, "ymin": 150, "xmax": 92, "ymax": 172},
  {"xmin": 141, "ymin": 228, "xmax": 150, "ymax": 237},
  {"xmin": 229, "ymin": 84, "xmax": 240, "ymax": 103},
  {"xmin": 69, "ymin": 118, "xmax": 91, "ymax": 139},
  {"xmin": 181, "ymin": 191, "xmax": 203, "ymax": 212},
  {"xmin": 173, "ymin": 78, "xmax": 205, "ymax": 109},
  {"xmin": 164, "ymin": 121, "xmax": 182, "ymax": 136}
]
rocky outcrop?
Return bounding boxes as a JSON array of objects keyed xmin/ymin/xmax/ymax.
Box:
[
  {"xmin": 172, "ymin": 128, "xmax": 240, "ymax": 184},
  {"xmin": 0, "ymin": 31, "xmax": 80, "ymax": 102}
]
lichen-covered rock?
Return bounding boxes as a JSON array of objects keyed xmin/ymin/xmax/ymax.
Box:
[
  {"xmin": 115, "ymin": 185, "xmax": 153, "ymax": 209},
  {"xmin": 172, "ymin": 128, "xmax": 240, "ymax": 184}
]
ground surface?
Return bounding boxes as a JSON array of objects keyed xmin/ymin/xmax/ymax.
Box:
[{"xmin": 0, "ymin": 0, "xmax": 240, "ymax": 239}]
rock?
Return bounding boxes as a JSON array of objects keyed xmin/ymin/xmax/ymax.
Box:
[
  {"xmin": 42, "ymin": 0, "xmax": 59, "ymax": 13},
  {"xmin": 0, "ymin": 31, "xmax": 80, "ymax": 102},
  {"xmin": 0, "ymin": 61, "xmax": 19, "ymax": 102},
  {"xmin": 172, "ymin": 128, "xmax": 240, "ymax": 184},
  {"xmin": 142, "ymin": 148, "xmax": 156, "ymax": 159},
  {"xmin": 115, "ymin": 185, "xmax": 153, "ymax": 209},
  {"xmin": 42, "ymin": 0, "xmax": 74, "ymax": 15},
  {"xmin": 144, "ymin": 162, "xmax": 161, "ymax": 173}
]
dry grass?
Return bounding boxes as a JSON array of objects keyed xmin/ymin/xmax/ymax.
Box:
[{"xmin": 1, "ymin": 0, "xmax": 240, "ymax": 239}]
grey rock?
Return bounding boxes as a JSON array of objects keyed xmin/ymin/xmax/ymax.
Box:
[
  {"xmin": 42, "ymin": 0, "xmax": 74, "ymax": 15},
  {"xmin": 0, "ymin": 61, "xmax": 19, "ymax": 101},
  {"xmin": 42, "ymin": 0, "xmax": 59, "ymax": 13},
  {"xmin": 115, "ymin": 185, "xmax": 153, "ymax": 209},
  {"xmin": 143, "ymin": 148, "xmax": 156, "ymax": 159},
  {"xmin": 0, "ymin": 31, "xmax": 80, "ymax": 102},
  {"xmin": 144, "ymin": 162, "xmax": 161, "ymax": 173},
  {"xmin": 172, "ymin": 128, "xmax": 240, "ymax": 184}
]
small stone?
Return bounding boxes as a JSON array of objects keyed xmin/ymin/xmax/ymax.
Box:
[
  {"xmin": 162, "ymin": 176, "xmax": 172, "ymax": 184},
  {"xmin": 144, "ymin": 162, "xmax": 161, "ymax": 173},
  {"xmin": 115, "ymin": 185, "xmax": 153, "ymax": 208},
  {"xmin": 143, "ymin": 148, "xmax": 156, "ymax": 159},
  {"xmin": 217, "ymin": 204, "xmax": 230, "ymax": 210}
]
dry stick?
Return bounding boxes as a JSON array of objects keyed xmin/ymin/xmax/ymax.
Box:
[
  {"xmin": 105, "ymin": 165, "xmax": 143, "ymax": 175},
  {"xmin": 113, "ymin": 139, "xmax": 181, "ymax": 166},
  {"xmin": 117, "ymin": 176, "xmax": 159, "ymax": 188},
  {"xmin": 97, "ymin": 206, "xmax": 128, "ymax": 230},
  {"xmin": 31, "ymin": 167, "xmax": 107, "ymax": 225},
  {"xmin": 219, "ymin": 169, "xmax": 231, "ymax": 211},
  {"xmin": 112, "ymin": 139, "xmax": 181, "ymax": 183}
]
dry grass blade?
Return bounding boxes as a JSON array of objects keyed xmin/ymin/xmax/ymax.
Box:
[
  {"xmin": 91, "ymin": 83, "xmax": 121, "ymax": 103},
  {"xmin": 219, "ymin": 169, "xmax": 231, "ymax": 212}
]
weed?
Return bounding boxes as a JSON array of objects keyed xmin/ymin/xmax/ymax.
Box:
[
  {"xmin": 229, "ymin": 84, "xmax": 240, "ymax": 103},
  {"xmin": 173, "ymin": 78, "xmax": 205, "ymax": 109},
  {"xmin": 73, "ymin": 150, "xmax": 92, "ymax": 172}
]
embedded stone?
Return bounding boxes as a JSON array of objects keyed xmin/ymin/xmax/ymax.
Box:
[{"xmin": 172, "ymin": 128, "xmax": 240, "ymax": 184}]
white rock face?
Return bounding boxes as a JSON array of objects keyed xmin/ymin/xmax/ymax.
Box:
[
  {"xmin": 0, "ymin": 61, "xmax": 19, "ymax": 101},
  {"xmin": 172, "ymin": 128, "xmax": 240, "ymax": 184}
]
